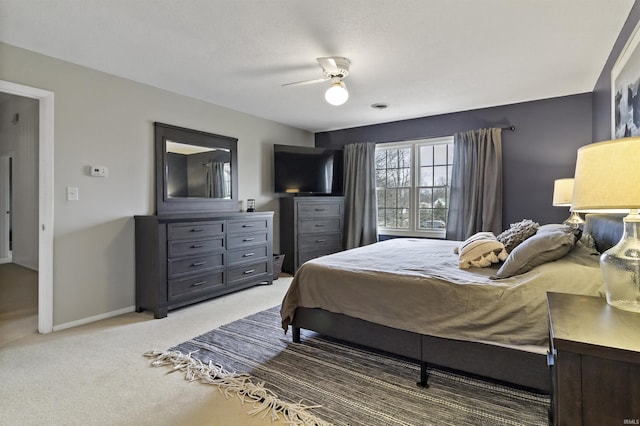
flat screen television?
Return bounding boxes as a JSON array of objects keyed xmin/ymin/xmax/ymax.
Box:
[{"xmin": 273, "ymin": 144, "xmax": 344, "ymax": 195}]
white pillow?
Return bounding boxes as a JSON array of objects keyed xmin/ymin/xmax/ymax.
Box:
[{"xmin": 458, "ymin": 232, "xmax": 508, "ymax": 269}]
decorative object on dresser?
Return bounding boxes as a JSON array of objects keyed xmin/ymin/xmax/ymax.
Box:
[
  {"xmin": 547, "ymin": 292, "xmax": 640, "ymax": 425},
  {"xmin": 279, "ymin": 196, "xmax": 344, "ymax": 274},
  {"xmin": 134, "ymin": 122, "xmax": 274, "ymax": 318},
  {"xmin": 572, "ymin": 137, "xmax": 640, "ymax": 313}
]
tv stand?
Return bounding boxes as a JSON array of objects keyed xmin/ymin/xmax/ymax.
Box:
[{"xmin": 279, "ymin": 196, "xmax": 344, "ymax": 273}]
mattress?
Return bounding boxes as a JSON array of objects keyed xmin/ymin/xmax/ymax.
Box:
[{"xmin": 281, "ymin": 237, "xmax": 604, "ymax": 346}]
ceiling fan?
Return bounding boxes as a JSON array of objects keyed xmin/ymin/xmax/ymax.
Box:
[{"xmin": 282, "ymin": 57, "xmax": 351, "ymax": 105}]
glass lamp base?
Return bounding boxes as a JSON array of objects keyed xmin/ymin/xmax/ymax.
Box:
[
  {"xmin": 562, "ymin": 211, "xmax": 585, "ymax": 229},
  {"xmin": 601, "ymin": 212, "xmax": 640, "ymax": 313}
]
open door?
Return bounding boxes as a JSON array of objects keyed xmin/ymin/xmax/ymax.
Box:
[{"xmin": 0, "ymin": 156, "xmax": 11, "ymax": 262}]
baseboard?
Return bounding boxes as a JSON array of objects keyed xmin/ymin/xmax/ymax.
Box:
[{"xmin": 52, "ymin": 305, "xmax": 136, "ymax": 332}]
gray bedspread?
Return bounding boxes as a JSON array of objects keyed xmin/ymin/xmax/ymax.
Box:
[{"xmin": 281, "ymin": 238, "xmax": 604, "ymax": 346}]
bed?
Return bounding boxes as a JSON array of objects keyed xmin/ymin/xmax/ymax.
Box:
[{"xmin": 280, "ymin": 214, "xmax": 623, "ymax": 393}]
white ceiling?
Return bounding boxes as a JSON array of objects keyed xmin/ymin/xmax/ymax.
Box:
[{"xmin": 0, "ymin": 1, "xmax": 634, "ymax": 132}]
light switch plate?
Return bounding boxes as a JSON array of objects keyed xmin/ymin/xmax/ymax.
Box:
[{"xmin": 66, "ymin": 186, "xmax": 79, "ymax": 201}]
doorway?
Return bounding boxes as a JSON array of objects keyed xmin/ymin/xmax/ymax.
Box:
[
  {"xmin": 0, "ymin": 156, "xmax": 12, "ymax": 263},
  {"xmin": 0, "ymin": 80, "xmax": 54, "ymax": 334}
]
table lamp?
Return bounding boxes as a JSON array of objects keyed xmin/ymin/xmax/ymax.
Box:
[
  {"xmin": 572, "ymin": 137, "xmax": 640, "ymax": 313},
  {"xmin": 552, "ymin": 178, "xmax": 585, "ymax": 230}
]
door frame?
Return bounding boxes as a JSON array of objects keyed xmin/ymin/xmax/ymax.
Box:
[{"xmin": 0, "ymin": 80, "xmax": 54, "ymax": 334}]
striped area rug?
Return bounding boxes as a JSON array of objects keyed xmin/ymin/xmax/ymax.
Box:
[{"xmin": 148, "ymin": 307, "xmax": 550, "ymax": 425}]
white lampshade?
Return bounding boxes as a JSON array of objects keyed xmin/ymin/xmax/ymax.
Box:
[
  {"xmin": 572, "ymin": 137, "xmax": 640, "ymax": 213},
  {"xmin": 325, "ymin": 79, "xmax": 349, "ymax": 106},
  {"xmin": 572, "ymin": 136, "xmax": 640, "ymax": 313},
  {"xmin": 552, "ymin": 178, "xmax": 574, "ymax": 207}
]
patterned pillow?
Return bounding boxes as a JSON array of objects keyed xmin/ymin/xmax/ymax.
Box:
[
  {"xmin": 497, "ymin": 219, "xmax": 539, "ymax": 253},
  {"xmin": 458, "ymin": 232, "xmax": 508, "ymax": 269}
]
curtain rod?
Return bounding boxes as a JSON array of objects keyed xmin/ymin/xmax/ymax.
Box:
[{"xmin": 501, "ymin": 125, "xmax": 515, "ymax": 131}]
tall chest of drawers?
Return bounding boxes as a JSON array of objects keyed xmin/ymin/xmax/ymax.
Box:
[
  {"xmin": 135, "ymin": 212, "xmax": 273, "ymax": 318},
  {"xmin": 280, "ymin": 196, "xmax": 344, "ymax": 273}
]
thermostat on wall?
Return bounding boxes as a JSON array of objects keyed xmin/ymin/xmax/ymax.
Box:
[{"xmin": 90, "ymin": 165, "xmax": 108, "ymax": 177}]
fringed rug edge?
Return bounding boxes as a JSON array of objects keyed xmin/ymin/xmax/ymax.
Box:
[{"xmin": 144, "ymin": 350, "xmax": 331, "ymax": 426}]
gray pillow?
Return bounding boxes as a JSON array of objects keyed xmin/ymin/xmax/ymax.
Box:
[{"xmin": 492, "ymin": 230, "xmax": 576, "ymax": 279}]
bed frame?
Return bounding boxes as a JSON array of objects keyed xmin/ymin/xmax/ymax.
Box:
[{"xmin": 290, "ymin": 214, "xmax": 624, "ymax": 394}]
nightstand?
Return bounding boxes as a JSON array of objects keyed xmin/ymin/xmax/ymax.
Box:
[{"xmin": 547, "ymin": 292, "xmax": 640, "ymax": 426}]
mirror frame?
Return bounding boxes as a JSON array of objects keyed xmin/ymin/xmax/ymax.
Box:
[{"xmin": 155, "ymin": 122, "xmax": 239, "ymax": 214}]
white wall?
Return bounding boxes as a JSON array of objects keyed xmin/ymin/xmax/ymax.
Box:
[
  {"xmin": 0, "ymin": 42, "xmax": 314, "ymax": 327},
  {"xmin": 0, "ymin": 95, "xmax": 39, "ymax": 270}
]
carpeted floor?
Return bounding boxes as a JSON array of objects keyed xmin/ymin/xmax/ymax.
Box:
[{"xmin": 148, "ymin": 306, "xmax": 550, "ymax": 426}]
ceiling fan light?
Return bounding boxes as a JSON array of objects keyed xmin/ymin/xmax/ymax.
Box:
[{"xmin": 325, "ymin": 80, "xmax": 349, "ymax": 106}]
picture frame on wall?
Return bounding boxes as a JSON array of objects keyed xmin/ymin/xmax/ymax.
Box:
[{"xmin": 612, "ymin": 19, "xmax": 640, "ymax": 139}]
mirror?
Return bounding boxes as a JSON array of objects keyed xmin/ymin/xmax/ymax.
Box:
[
  {"xmin": 165, "ymin": 141, "xmax": 231, "ymax": 199},
  {"xmin": 155, "ymin": 122, "xmax": 238, "ymax": 214}
]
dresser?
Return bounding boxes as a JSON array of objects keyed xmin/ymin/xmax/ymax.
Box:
[
  {"xmin": 547, "ymin": 292, "xmax": 640, "ymax": 426},
  {"xmin": 135, "ymin": 212, "xmax": 273, "ymax": 318},
  {"xmin": 280, "ymin": 196, "xmax": 344, "ymax": 273}
]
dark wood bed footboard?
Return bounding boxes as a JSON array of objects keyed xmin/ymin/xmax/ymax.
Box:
[{"xmin": 292, "ymin": 307, "xmax": 551, "ymax": 393}]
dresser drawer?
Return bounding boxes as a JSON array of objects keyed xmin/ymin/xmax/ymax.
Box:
[
  {"xmin": 168, "ymin": 253, "xmax": 224, "ymax": 278},
  {"xmin": 299, "ymin": 248, "xmax": 342, "ymax": 265},
  {"xmin": 168, "ymin": 271, "xmax": 224, "ymax": 300},
  {"xmin": 227, "ymin": 261, "xmax": 269, "ymax": 285},
  {"xmin": 167, "ymin": 236, "xmax": 224, "ymax": 258},
  {"xmin": 298, "ymin": 233, "xmax": 342, "ymax": 251},
  {"xmin": 298, "ymin": 202, "xmax": 342, "ymax": 217},
  {"xmin": 167, "ymin": 221, "xmax": 224, "ymax": 240},
  {"xmin": 227, "ymin": 218, "xmax": 269, "ymax": 235},
  {"xmin": 298, "ymin": 218, "xmax": 341, "ymax": 234},
  {"xmin": 227, "ymin": 245, "xmax": 268, "ymax": 265},
  {"xmin": 227, "ymin": 232, "xmax": 269, "ymax": 248}
]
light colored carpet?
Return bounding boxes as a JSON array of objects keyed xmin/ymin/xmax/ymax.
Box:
[{"xmin": 0, "ymin": 276, "xmax": 293, "ymax": 425}]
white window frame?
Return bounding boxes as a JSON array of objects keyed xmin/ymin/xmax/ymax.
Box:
[{"xmin": 375, "ymin": 136, "xmax": 454, "ymax": 239}]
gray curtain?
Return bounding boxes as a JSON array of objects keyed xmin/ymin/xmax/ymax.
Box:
[
  {"xmin": 343, "ymin": 142, "xmax": 378, "ymax": 249},
  {"xmin": 205, "ymin": 161, "xmax": 227, "ymax": 198},
  {"xmin": 446, "ymin": 128, "xmax": 502, "ymax": 240}
]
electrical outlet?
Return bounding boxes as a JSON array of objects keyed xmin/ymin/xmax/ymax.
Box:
[{"xmin": 90, "ymin": 165, "xmax": 108, "ymax": 177}]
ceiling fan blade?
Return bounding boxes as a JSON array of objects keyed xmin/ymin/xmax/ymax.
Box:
[
  {"xmin": 281, "ymin": 77, "xmax": 329, "ymax": 87},
  {"xmin": 317, "ymin": 57, "xmax": 339, "ymax": 74}
]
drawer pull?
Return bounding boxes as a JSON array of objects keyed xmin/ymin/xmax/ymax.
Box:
[
  {"xmin": 315, "ymin": 224, "xmax": 325, "ymax": 227},
  {"xmin": 191, "ymin": 261, "xmax": 206, "ymax": 267},
  {"xmin": 243, "ymin": 269, "xmax": 255, "ymax": 275},
  {"xmin": 242, "ymin": 224, "xmax": 255, "ymax": 228},
  {"xmin": 315, "ymin": 208, "xmax": 326, "ymax": 211},
  {"xmin": 191, "ymin": 244, "xmax": 205, "ymax": 248},
  {"xmin": 242, "ymin": 252, "xmax": 255, "ymax": 257},
  {"xmin": 190, "ymin": 228, "xmax": 205, "ymax": 232},
  {"xmin": 316, "ymin": 239, "xmax": 326, "ymax": 243},
  {"xmin": 192, "ymin": 281, "xmax": 207, "ymax": 287},
  {"xmin": 243, "ymin": 237, "xmax": 255, "ymax": 242}
]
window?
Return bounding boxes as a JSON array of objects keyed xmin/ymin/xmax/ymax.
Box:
[{"xmin": 375, "ymin": 137, "xmax": 454, "ymax": 238}]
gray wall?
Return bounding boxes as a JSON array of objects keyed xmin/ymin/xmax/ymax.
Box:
[
  {"xmin": 593, "ymin": 0, "xmax": 640, "ymax": 142},
  {"xmin": 316, "ymin": 94, "xmax": 592, "ymax": 228},
  {"xmin": 0, "ymin": 42, "xmax": 313, "ymax": 328}
]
